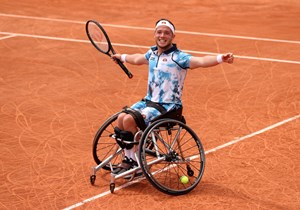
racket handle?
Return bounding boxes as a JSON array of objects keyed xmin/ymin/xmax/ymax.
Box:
[{"xmin": 116, "ymin": 59, "xmax": 133, "ymax": 79}]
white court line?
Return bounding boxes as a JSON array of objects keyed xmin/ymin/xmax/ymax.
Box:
[
  {"xmin": 1, "ymin": 31, "xmax": 300, "ymax": 65},
  {"xmin": 1, "ymin": 13, "xmax": 300, "ymax": 45},
  {"xmin": 205, "ymin": 114, "xmax": 300, "ymax": 154},
  {"xmin": 0, "ymin": 34, "xmax": 17, "ymax": 40},
  {"xmin": 62, "ymin": 114, "xmax": 300, "ymax": 210}
]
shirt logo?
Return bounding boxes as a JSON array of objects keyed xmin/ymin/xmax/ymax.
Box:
[{"xmin": 162, "ymin": 58, "xmax": 167, "ymax": 62}]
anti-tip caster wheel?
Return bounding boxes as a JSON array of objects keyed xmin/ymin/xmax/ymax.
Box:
[
  {"xmin": 90, "ymin": 175, "xmax": 96, "ymax": 185},
  {"xmin": 110, "ymin": 183, "xmax": 115, "ymax": 193}
]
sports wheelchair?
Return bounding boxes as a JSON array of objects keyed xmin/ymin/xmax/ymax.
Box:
[{"xmin": 90, "ymin": 107, "xmax": 205, "ymax": 195}]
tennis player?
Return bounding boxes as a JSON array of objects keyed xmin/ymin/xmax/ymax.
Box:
[{"xmin": 111, "ymin": 19, "xmax": 234, "ymax": 175}]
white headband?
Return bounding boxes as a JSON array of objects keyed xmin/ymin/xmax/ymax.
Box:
[{"xmin": 155, "ymin": 20, "xmax": 175, "ymax": 34}]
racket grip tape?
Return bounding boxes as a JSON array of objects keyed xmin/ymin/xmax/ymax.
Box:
[{"xmin": 116, "ymin": 59, "xmax": 133, "ymax": 79}]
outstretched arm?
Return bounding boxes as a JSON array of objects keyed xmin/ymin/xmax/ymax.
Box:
[
  {"xmin": 112, "ymin": 54, "xmax": 148, "ymax": 65},
  {"xmin": 189, "ymin": 53, "xmax": 234, "ymax": 69}
]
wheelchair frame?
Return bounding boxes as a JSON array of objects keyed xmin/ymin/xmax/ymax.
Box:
[{"xmin": 90, "ymin": 110, "xmax": 206, "ymax": 195}]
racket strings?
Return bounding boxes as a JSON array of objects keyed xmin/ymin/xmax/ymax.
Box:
[{"xmin": 88, "ymin": 24, "xmax": 109, "ymax": 53}]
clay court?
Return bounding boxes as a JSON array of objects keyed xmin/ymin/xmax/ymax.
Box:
[{"xmin": 0, "ymin": 0, "xmax": 299, "ymax": 209}]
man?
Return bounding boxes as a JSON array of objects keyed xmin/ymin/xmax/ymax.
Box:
[{"xmin": 111, "ymin": 19, "xmax": 234, "ymax": 175}]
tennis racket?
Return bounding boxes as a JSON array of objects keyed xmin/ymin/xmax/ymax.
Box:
[{"xmin": 86, "ymin": 20, "xmax": 133, "ymax": 79}]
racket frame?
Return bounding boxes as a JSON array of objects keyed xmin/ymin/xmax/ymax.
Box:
[{"xmin": 86, "ymin": 20, "xmax": 133, "ymax": 78}]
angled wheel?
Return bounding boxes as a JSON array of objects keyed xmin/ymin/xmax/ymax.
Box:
[
  {"xmin": 139, "ymin": 119, "xmax": 205, "ymax": 195},
  {"xmin": 92, "ymin": 112, "xmax": 123, "ymax": 171}
]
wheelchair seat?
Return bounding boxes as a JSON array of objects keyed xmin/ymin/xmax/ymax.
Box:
[{"xmin": 150, "ymin": 106, "xmax": 186, "ymax": 124}]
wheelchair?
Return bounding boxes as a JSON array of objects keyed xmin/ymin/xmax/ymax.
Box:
[{"xmin": 90, "ymin": 107, "xmax": 206, "ymax": 195}]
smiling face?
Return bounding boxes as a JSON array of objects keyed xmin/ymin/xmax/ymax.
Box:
[{"xmin": 154, "ymin": 25, "xmax": 175, "ymax": 53}]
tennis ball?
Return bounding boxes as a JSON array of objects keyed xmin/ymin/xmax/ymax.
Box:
[{"xmin": 180, "ymin": 175, "xmax": 189, "ymax": 184}]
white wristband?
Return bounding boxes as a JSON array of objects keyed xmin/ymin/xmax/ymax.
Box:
[
  {"xmin": 121, "ymin": 54, "xmax": 127, "ymax": 62},
  {"xmin": 216, "ymin": 54, "xmax": 223, "ymax": 63}
]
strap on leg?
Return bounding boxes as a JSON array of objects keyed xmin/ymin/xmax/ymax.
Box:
[
  {"xmin": 123, "ymin": 107, "xmax": 147, "ymax": 131},
  {"xmin": 114, "ymin": 126, "xmax": 135, "ymax": 149}
]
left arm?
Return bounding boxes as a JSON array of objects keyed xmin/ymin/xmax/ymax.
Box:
[{"xmin": 189, "ymin": 53, "xmax": 234, "ymax": 69}]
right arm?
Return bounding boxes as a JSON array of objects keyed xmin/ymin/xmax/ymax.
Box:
[
  {"xmin": 189, "ymin": 53, "xmax": 234, "ymax": 69},
  {"xmin": 112, "ymin": 53, "xmax": 148, "ymax": 65}
]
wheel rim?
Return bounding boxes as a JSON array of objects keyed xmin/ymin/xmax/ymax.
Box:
[{"xmin": 139, "ymin": 119, "xmax": 205, "ymax": 195}]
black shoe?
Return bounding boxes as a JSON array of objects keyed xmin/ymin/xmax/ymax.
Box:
[
  {"xmin": 112, "ymin": 156, "xmax": 132, "ymax": 175},
  {"xmin": 123, "ymin": 158, "xmax": 143, "ymax": 180}
]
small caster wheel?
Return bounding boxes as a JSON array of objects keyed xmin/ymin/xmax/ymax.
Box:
[
  {"xmin": 110, "ymin": 183, "xmax": 115, "ymax": 193},
  {"xmin": 187, "ymin": 165, "xmax": 194, "ymax": 177},
  {"xmin": 90, "ymin": 175, "xmax": 96, "ymax": 185}
]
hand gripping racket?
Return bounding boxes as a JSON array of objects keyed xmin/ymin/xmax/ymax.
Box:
[{"xmin": 85, "ymin": 20, "xmax": 133, "ymax": 79}]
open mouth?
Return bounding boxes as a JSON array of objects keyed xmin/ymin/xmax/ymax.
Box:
[{"xmin": 158, "ymin": 38, "xmax": 168, "ymax": 45}]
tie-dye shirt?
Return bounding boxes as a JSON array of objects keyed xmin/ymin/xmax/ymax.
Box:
[{"xmin": 144, "ymin": 44, "xmax": 192, "ymax": 105}]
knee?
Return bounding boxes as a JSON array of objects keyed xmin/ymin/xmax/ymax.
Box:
[
  {"xmin": 117, "ymin": 113, "xmax": 126, "ymax": 128},
  {"xmin": 123, "ymin": 114, "xmax": 137, "ymax": 128},
  {"xmin": 117, "ymin": 113, "xmax": 126, "ymax": 121},
  {"xmin": 117, "ymin": 113, "xmax": 135, "ymax": 126}
]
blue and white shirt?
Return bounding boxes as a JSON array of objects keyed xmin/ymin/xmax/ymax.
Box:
[{"xmin": 144, "ymin": 44, "xmax": 192, "ymax": 105}]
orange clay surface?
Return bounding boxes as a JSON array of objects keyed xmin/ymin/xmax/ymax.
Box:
[{"xmin": 0, "ymin": 0, "xmax": 299, "ymax": 209}]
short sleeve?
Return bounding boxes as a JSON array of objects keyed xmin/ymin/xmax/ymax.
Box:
[
  {"xmin": 174, "ymin": 51, "xmax": 192, "ymax": 69},
  {"xmin": 144, "ymin": 49, "xmax": 153, "ymax": 61}
]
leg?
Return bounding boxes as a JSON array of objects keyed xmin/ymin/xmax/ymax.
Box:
[
  {"xmin": 115, "ymin": 113, "xmax": 138, "ymax": 160},
  {"xmin": 116, "ymin": 112, "xmax": 126, "ymax": 129},
  {"xmin": 112, "ymin": 113, "xmax": 139, "ymax": 175},
  {"xmin": 112, "ymin": 102, "xmax": 163, "ymax": 175},
  {"xmin": 120, "ymin": 114, "xmax": 138, "ymax": 134}
]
